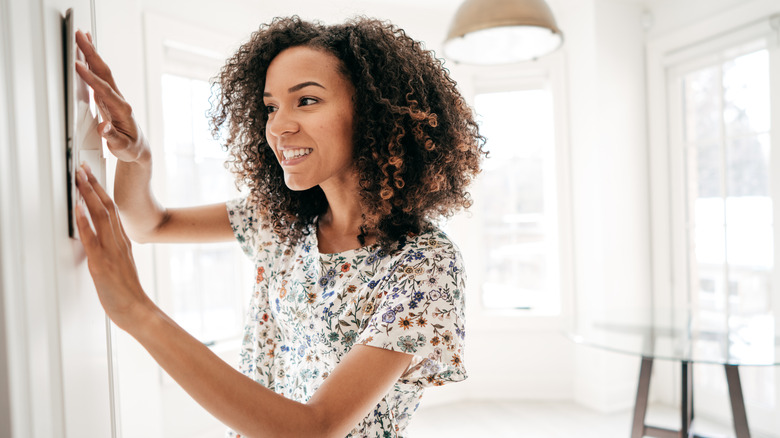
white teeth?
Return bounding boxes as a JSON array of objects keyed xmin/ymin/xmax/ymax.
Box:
[{"xmin": 282, "ymin": 148, "xmax": 313, "ymax": 160}]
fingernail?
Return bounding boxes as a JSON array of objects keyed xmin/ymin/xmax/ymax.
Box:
[
  {"xmin": 77, "ymin": 167, "xmax": 87, "ymax": 182},
  {"xmin": 102, "ymin": 123, "xmax": 111, "ymax": 135},
  {"xmin": 81, "ymin": 161, "xmax": 92, "ymax": 173}
]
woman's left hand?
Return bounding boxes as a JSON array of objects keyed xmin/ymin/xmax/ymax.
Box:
[{"xmin": 75, "ymin": 163, "xmax": 155, "ymax": 331}]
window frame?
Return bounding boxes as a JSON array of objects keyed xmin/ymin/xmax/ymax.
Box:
[
  {"xmin": 665, "ymin": 34, "xmax": 773, "ymax": 311},
  {"xmin": 446, "ymin": 51, "xmax": 574, "ymax": 328}
]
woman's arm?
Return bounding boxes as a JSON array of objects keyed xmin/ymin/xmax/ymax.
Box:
[
  {"xmin": 74, "ymin": 164, "xmax": 411, "ymax": 437},
  {"xmin": 74, "ymin": 31, "xmax": 234, "ymax": 243},
  {"xmin": 135, "ymin": 313, "xmax": 410, "ymax": 437}
]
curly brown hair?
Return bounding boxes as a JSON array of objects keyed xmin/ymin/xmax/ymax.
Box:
[{"xmin": 210, "ymin": 16, "xmax": 484, "ymax": 248}]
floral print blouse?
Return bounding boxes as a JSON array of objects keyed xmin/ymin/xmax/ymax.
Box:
[{"xmin": 225, "ymin": 198, "xmax": 467, "ymax": 438}]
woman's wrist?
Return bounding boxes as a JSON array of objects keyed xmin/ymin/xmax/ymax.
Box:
[
  {"xmin": 115, "ymin": 145, "xmax": 152, "ymax": 176},
  {"xmin": 120, "ymin": 295, "xmax": 163, "ymax": 339},
  {"xmin": 131, "ymin": 142, "xmax": 152, "ymax": 166}
]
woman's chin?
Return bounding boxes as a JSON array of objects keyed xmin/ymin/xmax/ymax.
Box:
[{"xmin": 284, "ymin": 178, "xmax": 316, "ymax": 192}]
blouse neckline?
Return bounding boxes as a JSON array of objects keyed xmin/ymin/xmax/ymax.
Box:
[{"xmin": 307, "ymin": 221, "xmax": 381, "ymax": 259}]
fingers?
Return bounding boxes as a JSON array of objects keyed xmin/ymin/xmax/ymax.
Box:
[
  {"xmin": 74, "ymin": 29, "xmax": 146, "ymax": 164},
  {"xmin": 74, "ymin": 60, "xmax": 129, "ymax": 123},
  {"xmin": 75, "ymin": 202, "xmax": 99, "ymax": 253},
  {"xmin": 98, "ymin": 121, "xmax": 117, "ymax": 141},
  {"xmin": 74, "ymin": 29, "xmax": 134, "ymax": 130},
  {"xmin": 76, "ymin": 166, "xmax": 113, "ymax": 248},
  {"xmin": 81, "ymin": 163, "xmax": 130, "ymax": 245},
  {"xmin": 96, "ymin": 99, "xmax": 113, "ymax": 128},
  {"xmin": 75, "ymin": 29, "xmax": 121, "ymax": 95},
  {"xmin": 76, "ymin": 165, "xmax": 129, "ymax": 250}
]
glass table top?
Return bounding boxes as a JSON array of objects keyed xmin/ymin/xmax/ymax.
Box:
[{"xmin": 565, "ymin": 307, "xmax": 780, "ymax": 366}]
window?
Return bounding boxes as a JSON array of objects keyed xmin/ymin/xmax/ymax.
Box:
[
  {"xmin": 453, "ymin": 58, "xmax": 572, "ymax": 317},
  {"xmin": 474, "ymin": 88, "xmax": 560, "ymax": 312},
  {"xmin": 673, "ymin": 40, "xmax": 776, "ymax": 407},
  {"xmin": 141, "ymin": 22, "xmax": 252, "ymax": 349},
  {"xmin": 679, "ymin": 43, "xmax": 772, "ymax": 320},
  {"xmin": 654, "ymin": 16, "xmax": 780, "ymax": 424},
  {"xmin": 131, "ymin": 14, "xmax": 256, "ymax": 437},
  {"xmin": 157, "ymin": 73, "xmax": 250, "ymax": 346}
]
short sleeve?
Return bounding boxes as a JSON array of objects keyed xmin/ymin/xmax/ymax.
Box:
[
  {"xmin": 356, "ymin": 236, "xmax": 468, "ymax": 387},
  {"xmin": 226, "ymin": 197, "xmax": 264, "ymax": 259}
]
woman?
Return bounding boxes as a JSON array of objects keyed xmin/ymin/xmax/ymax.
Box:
[{"xmin": 74, "ymin": 16, "xmax": 484, "ymax": 437}]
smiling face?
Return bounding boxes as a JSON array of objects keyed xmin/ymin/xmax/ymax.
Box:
[{"xmin": 263, "ymin": 46, "xmax": 356, "ymax": 193}]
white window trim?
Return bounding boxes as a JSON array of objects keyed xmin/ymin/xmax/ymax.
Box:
[{"xmin": 447, "ymin": 51, "xmax": 575, "ymax": 331}]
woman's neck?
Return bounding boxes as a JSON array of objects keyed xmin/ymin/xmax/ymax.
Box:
[{"xmin": 317, "ymin": 179, "xmax": 376, "ymax": 253}]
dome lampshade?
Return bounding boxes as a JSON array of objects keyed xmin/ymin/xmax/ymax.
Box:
[{"xmin": 444, "ymin": 0, "xmax": 564, "ymax": 65}]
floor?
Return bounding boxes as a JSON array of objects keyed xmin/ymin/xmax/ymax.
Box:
[
  {"xmin": 192, "ymin": 400, "xmax": 778, "ymax": 437},
  {"xmin": 406, "ymin": 400, "xmax": 779, "ymax": 438}
]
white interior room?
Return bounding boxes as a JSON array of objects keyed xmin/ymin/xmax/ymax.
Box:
[{"xmin": 2, "ymin": 0, "xmax": 779, "ymax": 437}]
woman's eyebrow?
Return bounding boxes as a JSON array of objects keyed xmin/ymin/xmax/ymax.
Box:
[{"xmin": 263, "ymin": 81, "xmax": 326, "ymax": 97}]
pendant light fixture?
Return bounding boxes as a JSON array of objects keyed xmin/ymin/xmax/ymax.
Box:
[{"xmin": 443, "ymin": 0, "xmax": 564, "ymax": 65}]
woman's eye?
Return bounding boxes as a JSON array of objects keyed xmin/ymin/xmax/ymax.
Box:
[
  {"xmin": 264, "ymin": 105, "xmax": 277, "ymax": 114},
  {"xmin": 299, "ymin": 97, "xmax": 318, "ymax": 106}
]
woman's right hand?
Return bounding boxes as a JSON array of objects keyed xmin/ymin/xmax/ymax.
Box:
[{"xmin": 74, "ymin": 30, "xmax": 150, "ymax": 163}]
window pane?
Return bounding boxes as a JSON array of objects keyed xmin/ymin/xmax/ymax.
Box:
[
  {"xmin": 723, "ymin": 50, "xmax": 770, "ymax": 136},
  {"xmin": 689, "ymin": 142, "xmax": 722, "ymax": 199},
  {"xmin": 725, "ymin": 133, "xmax": 772, "ymax": 271},
  {"xmin": 475, "ymin": 89, "xmax": 558, "ymax": 311},
  {"xmin": 161, "ymin": 74, "xmax": 195, "ymax": 156},
  {"xmin": 724, "ymin": 192, "xmax": 773, "ymax": 296},
  {"xmin": 682, "ymin": 48, "xmax": 773, "ymax": 312},
  {"xmin": 727, "ymin": 133, "xmax": 770, "ymax": 197},
  {"xmin": 161, "ymin": 73, "xmax": 247, "ymax": 344},
  {"xmin": 684, "ymin": 66, "xmax": 720, "ymax": 143}
]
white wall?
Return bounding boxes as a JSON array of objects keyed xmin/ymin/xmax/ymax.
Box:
[
  {"xmin": 556, "ymin": 0, "xmax": 652, "ymax": 412},
  {"xmin": 648, "ymin": 0, "xmax": 756, "ymax": 37},
  {"xmin": 1, "ymin": 0, "xmax": 117, "ymax": 437}
]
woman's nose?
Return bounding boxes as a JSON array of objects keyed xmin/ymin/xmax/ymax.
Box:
[{"xmin": 266, "ymin": 108, "xmax": 299, "ymax": 137}]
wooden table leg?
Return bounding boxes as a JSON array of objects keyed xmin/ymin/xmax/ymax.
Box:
[
  {"xmin": 630, "ymin": 358, "xmax": 696, "ymax": 438},
  {"xmin": 725, "ymin": 365, "xmax": 751, "ymax": 438},
  {"xmin": 628, "ymin": 359, "xmax": 752, "ymax": 438},
  {"xmin": 632, "ymin": 357, "xmax": 653, "ymax": 438}
]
